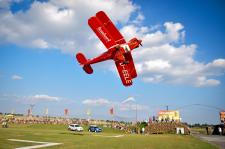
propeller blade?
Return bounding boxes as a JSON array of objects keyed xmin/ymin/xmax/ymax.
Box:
[{"xmin": 139, "ymin": 40, "xmax": 142, "ymax": 46}]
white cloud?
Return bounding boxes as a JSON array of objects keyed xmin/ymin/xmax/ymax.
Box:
[
  {"xmin": 30, "ymin": 94, "xmax": 60, "ymax": 101},
  {"xmin": 82, "ymin": 97, "xmax": 148, "ymax": 111},
  {"xmin": 211, "ymin": 59, "xmax": 225, "ymax": 67},
  {"xmin": 0, "ymin": 0, "xmax": 137, "ymax": 55},
  {"xmin": 119, "ymin": 103, "xmax": 148, "ymax": 111},
  {"xmin": 11, "ymin": 74, "xmax": 23, "ymax": 80},
  {"xmin": 0, "ymin": 94, "xmax": 61, "ymax": 104},
  {"xmin": 82, "ymin": 98, "xmax": 110, "ymax": 106},
  {"xmin": 203, "ymin": 59, "xmax": 225, "ymax": 76},
  {"xmin": 120, "ymin": 97, "xmax": 148, "ymax": 111},
  {"xmin": 0, "ymin": 94, "xmax": 20, "ymax": 100},
  {"xmin": 194, "ymin": 76, "xmax": 220, "ymax": 87},
  {"xmin": 142, "ymin": 75, "xmax": 164, "ymax": 83},
  {"xmin": 31, "ymin": 38, "xmax": 49, "ymax": 49},
  {"xmin": 143, "ymin": 59, "xmax": 171, "ymax": 72},
  {"xmin": 121, "ymin": 96, "xmax": 135, "ymax": 104},
  {"xmin": 132, "ymin": 12, "xmax": 145, "ymax": 24}
]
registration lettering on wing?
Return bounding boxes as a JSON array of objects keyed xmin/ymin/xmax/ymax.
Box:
[
  {"xmin": 97, "ymin": 27, "xmax": 111, "ymax": 43},
  {"xmin": 120, "ymin": 62, "xmax": 132, "ymax": 84}
]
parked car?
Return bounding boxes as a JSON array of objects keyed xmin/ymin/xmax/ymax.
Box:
[
  {"xmin": 68, "ymin": 124, "xmax": 83, "ymax": 131},
  {"xmin": 88, "ymin": 125, "xmax": 102, "ymax": 132}
]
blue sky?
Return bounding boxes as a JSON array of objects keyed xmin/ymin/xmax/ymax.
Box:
[{"xmin": 0, "ymin": 0, "xmax": 225, "ymax": 124}]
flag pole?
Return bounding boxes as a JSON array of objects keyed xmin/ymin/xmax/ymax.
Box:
[
  {"xmin": 109, "ymin": 106, "xmax": 114, "ymax": 128},
  {"xmin": 113, "ymin": 106, "xmax": 115, "ymax": 127}
]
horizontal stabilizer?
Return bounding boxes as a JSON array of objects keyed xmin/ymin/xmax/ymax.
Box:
[
  {"xmin": 83, "ymin": 65, "xmax": 93, "ymax": 74},
  {"xmin": 76, "ymin": 52, "xmax": 93, "ymax": 74}
]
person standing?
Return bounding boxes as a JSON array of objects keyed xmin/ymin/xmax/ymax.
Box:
[
  {"xmin": 206, "ymin": 126, "xmax": 209, "ymax": 135},
  {"xmin": 142, "ymin": 127, "xmax": 145, "ymax": 134},
  {"xmin": 218, "ymin": 127, "xmax": 222, "ymax": 135},
  {"xmin": 1, "ymin": 118, "xmax": 8, "ymax": 128}
]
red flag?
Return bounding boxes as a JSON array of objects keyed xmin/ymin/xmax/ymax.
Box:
[
  {"xmin": 109, "ymin": 107, "xmax": 114, "ymax": 115},
  {"xmin": 64, "ymin": 109, "xmax": 68, "ymax": 116}
]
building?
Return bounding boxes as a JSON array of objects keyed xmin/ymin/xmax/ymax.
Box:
[
  {"xmin": 158, "ymin": 110, "xmax": 180, "ymax": 122},
  {"xmin": 220, "ymin": 111, "xmax": 225, "ymax": 123}
]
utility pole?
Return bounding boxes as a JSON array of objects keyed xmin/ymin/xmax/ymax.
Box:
[
  {"xmin": 136, "ymin": 102, "xmax": 138, "ymax": 134},
  {"xmin": 166, "ymin": 105, "xmax": 169, "ymax": 111},
  {"xmin": 136, "ymin": 103, "xmax": 138, "ymax": 124},
  {"xmin": 30, "ymin": 104, "xmax": 35, "ymax": 117}
]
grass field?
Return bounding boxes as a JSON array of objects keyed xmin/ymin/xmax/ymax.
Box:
[
  {"xmin": 190, "ymin": 127, "xmax": 214, "ymax": 135},
  {"xmin": 0, "ymin": 124, "xmax": 218, "ymax": 149}
]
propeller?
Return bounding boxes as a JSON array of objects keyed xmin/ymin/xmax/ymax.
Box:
[{"xmin": 139, "ymin": 40, "xmax": 143, "ymax": 46}]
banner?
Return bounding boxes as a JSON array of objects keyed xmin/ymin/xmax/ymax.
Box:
[{"xmin": 28, "ymin": 109, "xmax": 31, "ymax": 116}]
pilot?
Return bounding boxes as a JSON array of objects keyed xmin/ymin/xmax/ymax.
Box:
[
  {"xmin": 113, "ymin": 38, "xmax": 142, "ymax": 64},
  {"xmin": 114, "ymin": 46, "xmax": 130, "ymax": 64}
]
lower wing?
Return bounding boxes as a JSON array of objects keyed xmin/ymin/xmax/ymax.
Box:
[
  {"xmin": 115, "ymin": 61, "xmax": 133, "ymax": 86},
  {"xmin": 124, "ymin": 52, "xmax": 137, "ymax": 79}
]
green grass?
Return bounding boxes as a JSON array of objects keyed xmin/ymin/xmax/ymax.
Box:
[
  {"xmin": 0, "ymin": 124, "xmax": 218, "ymax": 149},
  {"xmin": 190, "ymin": 127, "xmax": 213, "ymax": 135}
]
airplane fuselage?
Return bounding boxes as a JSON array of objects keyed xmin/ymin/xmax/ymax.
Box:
[{"xmin": 84, "ymin": 38, "xmax": 141, "ymax": 65}]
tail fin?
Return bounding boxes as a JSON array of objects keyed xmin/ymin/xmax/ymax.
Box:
[{"xmin": 76, "ymin": 53, "xmax": 93, "ymax": 74}]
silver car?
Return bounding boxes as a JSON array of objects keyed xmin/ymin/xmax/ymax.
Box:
[{"xmin": 68, "ymin": 124, "xmax": 84, "ymax": 131}]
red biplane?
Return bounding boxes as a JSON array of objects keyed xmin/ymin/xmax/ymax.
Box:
[{"xmin": 76, "ymin": 11, "xmax": 142, "ymax": 86}]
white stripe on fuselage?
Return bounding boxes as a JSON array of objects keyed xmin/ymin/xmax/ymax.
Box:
[
  {"xmin": 121, "ymin": 44, "xmax": 131, "ymax": 52},
  {"xmin": 108, "ymin": 43, "xmax": 130, "ymax": 52}
]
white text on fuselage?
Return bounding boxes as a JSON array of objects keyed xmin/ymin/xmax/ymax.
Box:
[
  {"xmin": 97, "ymin": 27, "xmax": 111, "ymax": 43},
  {"xmin": 120, "ymin": 63, "xmax": 132, "ymax": 84}
]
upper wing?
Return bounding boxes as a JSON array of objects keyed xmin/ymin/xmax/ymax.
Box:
[
  {"xmin": 88, "ymin": 17, "xmax": 117, "ymax": 49},
  {"xmin": 95, "ymin": 11, "xmax": 137, "ymax": 79},
  {"xmin": 124, "ymin": 52, "xmax": 137, "ymax": 78},
  {"xmin": 115, "ymin": 61, "xmax": 132, "ymax": 86},
  {"xmin": 96, "ymin": 11, "xmax": 126, "ymax": 45}
]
